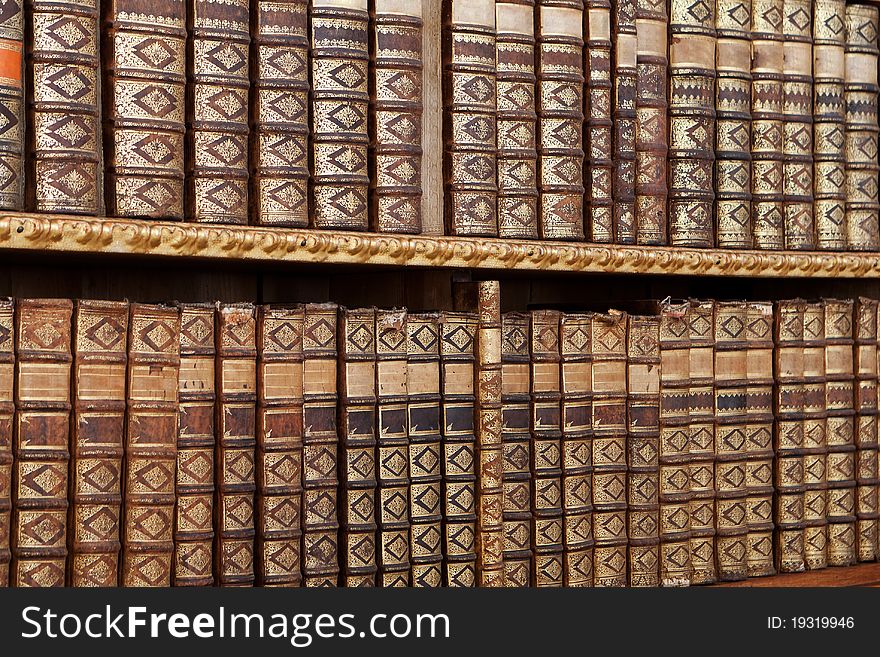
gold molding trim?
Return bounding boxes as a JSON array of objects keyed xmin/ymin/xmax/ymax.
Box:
[{"xmin": 2, "ymin": 213, "xmax": 880, "ymax": 277}]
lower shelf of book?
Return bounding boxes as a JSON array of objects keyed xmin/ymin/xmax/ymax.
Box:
[{"xmin": 708, "ymin": 562, "xmax": 880, "ymax": 587}]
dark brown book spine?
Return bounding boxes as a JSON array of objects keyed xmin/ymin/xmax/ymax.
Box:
[
  {"xmin": 251, "ymin": 0, "xmax": 310, "ymax": 227},
  {"xmin": 854, "ymin": 298, "xmax": 878, "ymax": 561},
  {"xmin": 121, "ymin": 303, "xmax": 179, "ymax": 586},
  {"xmin": 610, "ymin": 0, "xmax": 635, "ymax": 243},
  {"xmin": 0, "ymin": 300, "xmax": 11, "ymax": 586},
  {"xmin": 585, "ymin": 0, "xmax": 613, "ymax": 242},
  {"xmin": 69, "ymin": 300, "xmax": 128, "ymax": 587},
  {"xmin": 103, "ymin": 0, "xmax": 185, "ymax": 220},
  {"xmin": 802, "ymin": 301, "xmax": 828, "ymax": 569},
  {"xmin": 0, "ymin": 0, "xmax": 24, "ymax": 210},
  {"xmin": 175, "ymin": 304, "xmax": 216, "ymax": 586}
]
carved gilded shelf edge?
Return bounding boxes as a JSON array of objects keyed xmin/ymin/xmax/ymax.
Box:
[{"xmin": 2, "ymin": 213, "xmax": 880, "ymax": 278}]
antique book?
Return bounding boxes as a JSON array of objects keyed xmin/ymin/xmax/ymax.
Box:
[
  {"xmin": 103, "ymin": 0, "xmax": 185, "ymax": 219},
  {"xmin": 442, "ymin": 0, "xmax": 497, "ymax": 236},
  {"xmin": 407, "ymin": 313, "xmax": 443, "ymax": 586},
  {"xmin": 256, "ymin": 305, "xmax": 305, "ymax": 586},
  {"xmin": 536, "ymin": 0, "xmax": 585, "ymax": 240},
  {"xmin": 626, "ymin": 314, "xmax": 660, "ymax": 586},
  {"xmin": 69, "ymin": 300, "xmax": 128, "ymax": 587},
  {"xmin": 121, "ymin": 303, "xmax": 179, "ymax": 586},
  {"xmin": 854, "ymin": 298, "xmax": 878, "ymax": 561},
  {"xmin": 251, "ymin": 0, "xmax": 309, "ymax": 227},
  {"xmin": 812, "ymin": 0, "xmax": 847, "ymax": 249},
  {"xmin": 311, "ymin": 0, "xmax": 369, "ymax": 231},
  {"xmin": 0, "ymin": 300, "xmax": 11, "ymax": 586},
  {"xmin": 371, "ymin": 0, "xmax": 423, "ymax": 234},
  {"xmin": 610, "ymin": 0, "xmax": 636, "ymax": 243},
  {"xmin": 11, "ymin": 299, "xmax": 71, "ymax": 587},
  {"xmin": 27, "ymin": 0, "xmax": 101, "ymax": 214},
  {"xmin": 495, "ymin": 0, "xmax": 538, "ymax": 239},
  {"xmin": 713, "ymin": 302, "xmax": 749, "ymax": 581},
  {"xmin": 590, "ymin": 311, "xmax": 628, "ymax": 586},
  {"xmin": 782, "ymin": 0, "xmax": 816, "ymax": 249},
  {"xmin": 175, "ymin": 304, "xmax": 216, "ymax": 586},
  {"xmin": 301, "ymin": 303, "xmax": 339, "ymax": 586},
  {"xmin": 338, "ymin": 307, "xmax": 377, "ymax": 587},
  {"xmin": 559, "ymin": 313, "xmax": 594, "ymax": 586},
  {"xmin": 844, "ymin": 4, "xmax": 880, "ymax": 251},
  {"xmin": 585, "ymin": 0, "xmax": 614, "ymax": 242},
  {"xmin": 0, "ymin": 0, "xmax": 23, "ymax": 210},
  {"xmin": 634, "ymin": 0, "xmax": 667, "ymax": 245},
  {"xmin": 667, "ymin": 0, "xmax": 716, "ymax": 247},
  {"xmin": 714, "ymin": 0, "xmax": 752, "ymax": 248},
  {"xmin": 215, "ymin": 303, "xmax": 256, "ymax": 586}
]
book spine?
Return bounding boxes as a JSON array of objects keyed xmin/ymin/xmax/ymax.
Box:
[
  {"xmin": 256, "ymin": 306, "xmax": 305, "ymax": 586},
  {"xmin": 11, "ymin": 299, "xmax": 71, "ymax": 587},
  {"xmin": 537, "ymin": 0, "xmax": 585, "ymax": 240},
  {"xmin": 215, "ymin": 303, "xmax": 256, "ymax": 586},
  {"xmin": 0, "ymin": 0, "xmax": 24, "ymax": 210},
  {"xmin": 122, "ymin": 303, "xmax": 179, "ymax": 586},
  {"xmin": 844, "ymin": 4, "xmax": 880, "ymax": 251},
  {"xmin": 854, "ymin": 298, "xmax": 878, "ymax": 562},
  {"xmin": 634, "ymin": 0, "xmax": 667, "ymax": 245},
  {"xmin": 782, "ymin": 0, "xmax": 815, "ymax": 249},
  {"xmin": 27, "ymin": 0, "xmax": 101, "ymax": 214},
  {"xmin": 0, "ymin": 300, "xmax": 11, "ymax": 586},
  {"xmin": 714, "ymin": 0, "xmax": 753, "ymax": 248},
  {"xmin": 338, "ymin": 307, "xmax": 377, "ymax": 586},
  {"xmin": 175, "ymin": 304, "xmax": 216, "ymax": 586},
  {"xmin": 610, "ymin": 0, "xmax": 635, "ymax": 243},
  {"xmin": 559, "ymin": 313, "xmax": 594, "ymax": 586},
  {"xmin": 626, "ymin": 314, "xmax": 660, "ymax": 586},
  {"xmin": 590, "ymin": 311, "xmax": 628, "ymax": 586},
  {"xmin": 69, "ymin": 300, "xmax": 127, "ymax": 587},
  {"xmin": 310, "ymin": 0, "xmax": 370, "ymax": 231},
  {"xmin": 495, "ymin": 0, "xmax": 538, "ymax": 239},
  {"xmin": 668, "ymin": 0, "xmax": 716, "ymax": 247},
  {"xmin": 802, "ymin": 301, "xmax": 828, "ymax": 569},
  {"xmin": 371, "ymin": 0, "xmax": 423, "ymax": 234},
  {"xmin": 103, "ymin": 0, "xmax": 185, "ymax": 220},
  {"xmin": 442, "ymin": 0, "xmax": 498, "ymax": 236},
  {"xmin": 301, "ymin": 302, "xmax": 339, "ymax": 586},
  {"xmin": 585, "ymin": 0, "xmax": 614, "ymax": 242},
  {"xmin": 812, "ymin": 0, "xmax": 847, "ymax": 249},
  {"xmin": 251, "ymin": 0, "xmax": 309, "ymax": 227}
]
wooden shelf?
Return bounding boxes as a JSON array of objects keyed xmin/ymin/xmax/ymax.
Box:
[
  {"xmin": 2, "ymin": 212, "xmax": 880, "ymax": 278},
  {"xmin": 709, "ymin": 562, "xmax": 880, "ymax": 587}
]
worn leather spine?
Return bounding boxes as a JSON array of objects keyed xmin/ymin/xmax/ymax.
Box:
[
  {"xmin": 69, "ymin": 300, "xmax": 128, "ymax": 587},
  {"xmin": 802, "ymin": 301, "xmax": 828, "ymax": 569},
  {"xmin": 103, "ymin": 0, "xmax": 185, "ymax": 220},
  {"xmin": 12, "ymin": 299, "xmax": 71, "ymax": 587},
  {"xmin": 854, "ymin": 298, "xmax": 878, "ymax": 561},
  {"xmin": 585, "ymin": 0, "xmax": 613, "ymax": 242},
  {"xmin": 0, "ymin": 300, "xmax": 11, "ymax": 586},
  {"xmin": 0, "ymin": 0, "xmax": 24, "ymax": 210},
  {"xmin": 610, "ymin": 0, "xmax": 635, "ymax": 243}
]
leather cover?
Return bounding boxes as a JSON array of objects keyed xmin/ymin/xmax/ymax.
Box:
[
  {"xmin": 0, "ymin": 0, "xmax": 23, "ymax": 210},
  {"xmin": 854, "ymin": 298, "xmax": 878, "ymax": 561},
  {"xmin": 802, "ymin": 301, "xmax": 828, "ymax": 569},
  {"xmin": 585, "ymin": 0, "xmax": 614, "ymax": 242},
  {"xmin": 0, "ymin": 300, "xmax": 11, "ymax": 586},
  {"xmin": 611, "ymin": 0, "xmax": 636, "ymax": 243}
]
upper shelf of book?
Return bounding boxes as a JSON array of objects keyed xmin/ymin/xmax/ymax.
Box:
[{"xmin": 3, "ymin": 212, "xmax": 880, "ymax": 279}]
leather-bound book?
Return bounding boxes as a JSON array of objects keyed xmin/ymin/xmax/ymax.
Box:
[
  {"xmin": 782, "ymin": 0, "xmax": 816, "ymax": 250},
  {"xmin": 440, "ymin": 311, "xmax": 477, "ymax": 586},
  {"xmin": 590, "ymin": 311, "xmax": 627, "ymax": 586},
  {"xmin": 251, "ymin": 0, "xmax": 309, "ymax": 227},
  {"xmin": 371, "ymin": 0, "xmax": 424, "ymax": 234},
  {"xmin": 634, "ymin": 0, "xmax": 667, "ymax": 245},
  {"xmin": 338, "ymin": 307, "xmax": 377, "ymax": 586},
  {"xmin": 0, "ymin": 300, "xmax": 11, "ymax": 586},
  {"xmin": 610, "ymin": 0, "xmax": 636, "ymax": 243},
  {"xmin": 121, "ymin": 304, "xmax": 179, "ymax": 587},
  {"xmin": 713, "ymin": 302, "xmax": 749, "ymax": 581},
  {"xmin": 668, "ymin": 0, "xmax": 716, "ymax": 247},
  {"xmin": 823, "ymin": 298, "xmax": 856, "ymax": 567},
  {"xmin": 495, "ymin": 0, "xmax": 538, "ymax": 239},
  {"xmin": 69, "ymin": 300, "xmax": 128, "ymax": 587},
  {"xmin": 854, "ymin": 298, "xmax": 878, "ymax": 561},
  {"xmin": 407, "ymin": 313, "xmax": 443, "ymax": 586},
  {"xmin": 844, "ymin": 4, "xmax": 880, "ymax": 251},
  {"xmin": 214, "ymin": 304, "xmax": 256, "ymax": 586},
  {"xmin": 802, "ymin": 301, "xmax": 828, "ymax": 569},
  {"xmin": 530, "ymin": 310, "xmax": 563, "ymax": 586},
  {"xmin": 27, "ymin": 0, "xmax": 101, "ymax": 214},
  {"xmin": 103, "ymin": 0, "xmax": 185, "ymax": 220},
  {"xmin": 256, "ymin": 306, "xmax": 305, "ymax": 586},
  {"xmin": 310, "ymin": 0, "xmax": 369, "ymax": 231},
  {"xmin": 11, "ymin": 299, "xmax": 71, "ymax": 587},
  {"xmin": 0, "ymin": 0, "xmax": 23, "ymax": 210},
  {"xmin": 559, "ymin": 313, "xmax": 594, "ymax": 586},
  {"xmin": 626, "ymin": 314, "xmax": 660, "ymax": 586},
  {"xmin": 812, "ymin": 0, "xmax": 847, "ymax": 250},
  {"xmin": 442, "ymin": 0, "xmax": 497, "ymax": 236},
  {"xmin": 537, "ymin": 0, "xmax": 585, "ymax": 240},
  {"xmin": 301, "ymin": 303, "xmax": 339, "ymax": 586},
  {"xmin": 175, "ymin": 304, "xmax": 216, "ymax": 586},
  {"xmin": 585, "ymin": 0, "xmax": 613, "ymax": 242},
  {"xmin": 714, "ymin": 0, "xmax": 752, "ymax": 248}
]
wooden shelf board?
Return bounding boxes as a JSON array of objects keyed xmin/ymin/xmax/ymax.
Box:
[{"xmin": 708, "ymin": 562, "xmax": 880, "ymax": 587}]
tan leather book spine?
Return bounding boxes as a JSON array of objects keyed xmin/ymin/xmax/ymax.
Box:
[
  {"xmin": 585, "ymin": 0, "xmax": 613, "ymax": 242},
  {"xmin": 802, "ymin": 301, "xmax": 828, "ymax": 569},
  {"xmin": 121, "ymin": 303, "xmax": 179, "ymax": 586},
  {"xmin": 0, "ymin": 299, "xmax": 11, "ymax": 586},
  {"xmin": 69, "ymin": 300, "xmax": 128, "ymax": 587},
  {"xmin": 854, "ymin": 298, "xmax": 878, "ymax": 561},
  {"xmin": 0, "ymin": 0, "xmax": 24, "ymax": 210},
  {"xmin": 175, "ymin": 304, "xmax": 216, "ymax": 586},
  {"xmin": 610, "ymin": 0, "xmax": 635, "ymax": 243}
]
